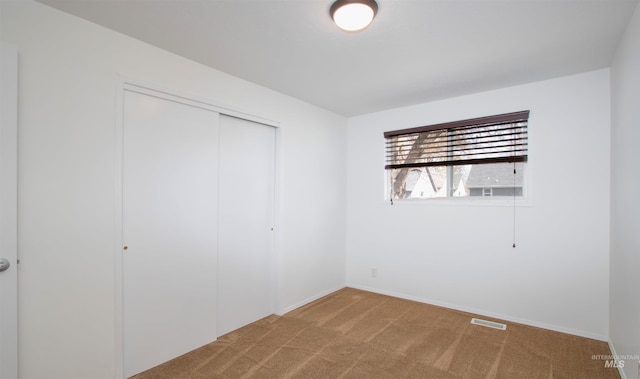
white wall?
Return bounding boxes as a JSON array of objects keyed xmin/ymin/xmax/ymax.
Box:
[
  {"xmin": 347, "ymin": 69, "xmax": 611, "ymax": 340},
  {"xmin": 1, "ymin": 1, "xmax": 346, "ymax": 378},
  {"xmin": 610, "ymin": 2, "xmax": 640, "ymax": 378}
]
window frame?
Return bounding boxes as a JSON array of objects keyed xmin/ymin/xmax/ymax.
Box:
[{"xmin": 383, "ymin": 111, "xmax": 532, "ymax": 205}]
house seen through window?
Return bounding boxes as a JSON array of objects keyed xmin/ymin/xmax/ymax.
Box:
[
  {"xmin": 385, "ymin": 111, "xmax": 529, "ymax": 200},
  {"xmin": 391, "ymin": 162, "xmax": 524, "ymax": 199}
]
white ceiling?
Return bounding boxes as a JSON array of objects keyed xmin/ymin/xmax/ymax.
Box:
[{"xmin": 37, "ymin": 0, "xmax": 638, "ymax": 116}]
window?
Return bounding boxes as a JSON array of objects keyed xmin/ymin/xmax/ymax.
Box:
[{"xmin": 385, "ymin": 111, "xmax": 529, "ymax": 200}]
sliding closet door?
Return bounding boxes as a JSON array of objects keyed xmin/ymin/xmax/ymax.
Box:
[
  {"xmin": 218, "ymin": 115, "xmax": 275, "ymax": 336},
  {"xmin": 122, "ymin": 90, "xmax": 219, "ymax": 378},
  {"xmin": 0, "ymin": 41, "xmax": 18, "ymax": 379}
]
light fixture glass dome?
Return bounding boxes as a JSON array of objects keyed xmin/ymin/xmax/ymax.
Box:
[{"xmin": 330, "ymin": 0, "xmax": 378, "ymax": 32}]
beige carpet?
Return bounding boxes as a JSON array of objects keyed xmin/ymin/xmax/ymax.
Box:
[{"xmin": 132, "ymin": 288, "xmax": 619, "ymax": 378}]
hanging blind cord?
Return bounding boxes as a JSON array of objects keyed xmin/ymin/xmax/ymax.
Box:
[{"xmin": 512, "ymin": 162, "xmax": 517, "ymax": 248}]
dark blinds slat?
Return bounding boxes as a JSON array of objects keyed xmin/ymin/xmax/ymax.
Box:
[
  {"xmin": 383, "ymin": 110, "xmax": 529, "ymax": 138},
  {"xmin": 385, "ymin": 156, "xmax": 527, "ymax": 169},
  {"xmin": 384, "ymin": 111, "xmax": 529, "ymax": 169}
]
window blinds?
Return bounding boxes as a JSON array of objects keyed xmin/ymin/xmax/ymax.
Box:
[{"xmin": 385, "ymin": 111, "xmax": 529, "ymax": 169}]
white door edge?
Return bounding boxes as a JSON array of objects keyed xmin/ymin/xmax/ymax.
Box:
[{"xmin": 0, "ymin": 40, "xmax": 19, "ymax": 379}]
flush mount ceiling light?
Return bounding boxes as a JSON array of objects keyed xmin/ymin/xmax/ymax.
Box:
[{"xmin": 330, "ymin": 0, "xmax": 378, "ymax": 32}]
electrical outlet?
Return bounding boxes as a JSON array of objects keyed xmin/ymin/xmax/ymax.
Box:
[{"xmin": 371, "ymin": 268, "xmax": 378, "ymax": 278}]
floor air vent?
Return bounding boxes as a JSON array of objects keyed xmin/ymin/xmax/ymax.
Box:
[{"xmin": 471, "ymin": 318, "xmax": 507, "ymax": 330}]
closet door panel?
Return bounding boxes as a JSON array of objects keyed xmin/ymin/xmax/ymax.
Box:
[
  {"xmin": 218, "ymin": 115, "xmax": 275, "ymax": 336},
  {"xmin": 122, "ymin": 90, "xmax": 219, "ymax": 377}
]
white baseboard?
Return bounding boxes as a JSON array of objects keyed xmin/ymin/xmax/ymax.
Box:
[
  {"xmin": 345, "ymin": 283, "xmax": 608, "ymax": 342},
  {"xmin": 608, "ymin": 340, "xmax": 629, "ymax": 379},
  {"xmin": 277, "ymin": 285, "xmax": 345, "ymax": 315}
]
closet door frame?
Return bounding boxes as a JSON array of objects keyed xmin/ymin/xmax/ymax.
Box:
[{"xmin": 114, "ymin": 78, "xmax": 281, "ymax": 379}]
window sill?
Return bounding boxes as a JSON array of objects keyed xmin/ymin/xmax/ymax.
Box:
[{"xmin": 386, "ymin": 197, "xmax": 533, "ymax": 207}]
